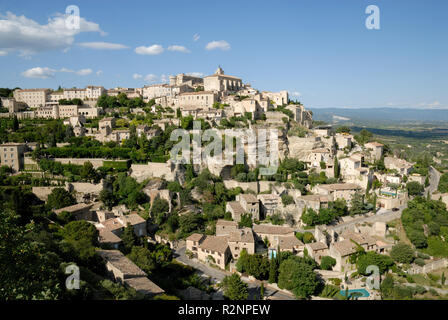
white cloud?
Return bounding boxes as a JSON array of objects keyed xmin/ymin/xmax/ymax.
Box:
[
  {"xmin": 160, "ymin": 74, "xmax": 169, "ymax": 83},
  {"xmin": 289, "ymin": 91, "xmax": 301, "ymax": 97},
  {"xmin": 193, "ymin": 33, "xmax": 200, "ymax": 42},
  {"xmin": 77, "ymin": 42, "xmax": 129, "ymax": 50},
  {"xmin": 96, "ymin": 70, "xmax": 103, "ymax": 76},
  {"xmin": 133, "ymin": 73, "xmax": 143, "ymax": 80},
  {"xmin": 21, "ymin": 67, "xmax": 56, "ymax": 79},
  {"xmin": 135, "ymin": 44, "xmax": 164, "ymax": 55},
  {"xmin": 59, "ymin": 67, "xmax": 92, "ymax": 76},
  {"xmin": 144, "ymin": 74, "xmax": 159, "ymax": 83},
  {"xmin": 167, "ymin": 45, "xmax": 191, "ymax": 53},
  {"xmin": 205, "ymin": 40, "xmax": 230, "ymax": 51},
  {"xmin": 75, "ymin": 69, "xmax": 93, "ymax": 76},
  {"xmin": 0, "ymin": 50, "xmax": 8, "ymax": 56},
  {"xmin": 186, "ymin": 72, "xmax": 205, "ymax": 78},
  {"xmin": 0, "ymin": 11, "xmax": 104, "ymax": 56},
  {"xmin": 22, "ymin": 66, "xmax": 93, "ymax": 78}
]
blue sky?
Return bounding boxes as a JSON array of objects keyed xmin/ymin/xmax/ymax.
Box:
[{"xmin": 0, "ymin": 0, "xmax": 447, "ymax": 109}]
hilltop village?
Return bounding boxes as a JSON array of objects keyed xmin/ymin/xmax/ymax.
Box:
[{"xmin": 1, "ymin": 67, "xmax": 448, "ymax": 301}]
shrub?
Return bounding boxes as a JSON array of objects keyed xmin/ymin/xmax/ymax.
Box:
[
  {"xmin": 390, "ymin": 243, "xmax": 415, "ymax": 264},
  {"xmin": 414, "ymin": 258, "xmax": 425, "ymax": 267},
  {"xmin": 320, "ymin": 256, "xmax": 336, "ymax": 270}
]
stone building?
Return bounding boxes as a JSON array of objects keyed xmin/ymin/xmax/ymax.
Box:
[
  {"xmin": 53, "ymin": 203, "xmax": 94, "ymax": 220},
  {"xmin": 186, "ymin": 234, "xmax": 231, "ymax": 269},
  {"xmin": 177, "ymin": 91, "xmax": 218, "ymax": 109},
  {"xmin": 252, "ymin": 224, "xmax": 295, "ymax": 247},
  {"xmin": 97, "ymin": 249, "xmax": 165, "ymax": 297},
  {"xmin": 0, "ymin": 142, "xmax": 26, "ymax": 172},
  {"xmin": 311, "ymin": 183, "xmax": 361, "ymax": 203},
  {"xmin": 13, "ymin": 88, "xmax": 51, "ymax": 108},
  {"xmin": 305, "ymin": 242, "xmax": 329, "ymax": 263},
  {"xmin": 364, "ymin": 142, "xmax": 384, "ymax": 161},
  {"xmin": 203, "ymin": 67, "xmax": 242, "ymax": 93},
  {"xmin": 257, "ymin": 194, "xmax": 281, "ymax": 219},
  {"xmin": 226, "ymin": 194, "xmax": 260, "ymax": 222}
]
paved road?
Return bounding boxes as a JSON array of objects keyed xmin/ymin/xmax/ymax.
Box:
[{"xmin": 174, "ymin": 247, "xmax": 296, "ymax": 300}]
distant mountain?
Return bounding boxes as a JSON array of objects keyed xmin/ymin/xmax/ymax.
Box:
[{"xmin": 309, "ymin": 107, "xmax": 448, "ymax": 125}]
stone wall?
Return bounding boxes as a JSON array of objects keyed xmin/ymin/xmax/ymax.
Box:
[
  {"xmin": 53, "ymin": 158, "xmax": 106, "ymax": 168},
  {"xmin": 130, "ymin": 162, "xmax": 175, "ymax": 183},
  {"xmin": 408, "ymin": 259, "xmax": 448, "ymax": 275}
]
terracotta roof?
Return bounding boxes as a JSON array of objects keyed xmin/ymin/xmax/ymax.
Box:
[
  {"xmin": 54, "ymin": 203, "xmax": 92, "ymax": 214},
  {"xmin": 240, "ymin": 194, "xmax": 258, "ymax": 203},
  {"xmin": 298, "ymin": 195, "xmax": 332, "ymax": 202},
  {"xmin": 118, "ymin": 213, "xmax": 146, "ymax": 226},
  {"xmin": 257, "ymin": 194, "xmax": 280, "ymax": 202},
  {"xmin": 216, "ymin": 220, "xmax": 238, "ymax": 227},
  {"xmin": 99, "ymin": 230, "xmax": 122, "ymax": 244},
  {"xmin": 332, "ymin": 239, "xmax": 358, "ymax": 256},
  {"xmin": 227, "ymin": 202, "xmax": 245, "ymax": 215},
  {"xmin": 186, "ymin": 233, "xmax": 205, "ymax": 242},
  {"xmin": 204, "ymin": 74, "xmax": 241, "ymax": 80},
  {"xmin": 253, "ymin": 224, "xmax": 294, "ymax": 235},
  {"xmin": 199, "ymin": 235, "xmax": 229, "ymax": 253},
  {"xmin": 228, "ymin": 228, "xmax": 254, "ymax": 243},
  {"xmin": 365, "ymin": 142, "xmax": 384, "ymax": 147},
  {"xmin": 278, "ymin": 236, "xmax": 304, "ymax": 250},
  {"xmin": 97, "ymin": 250, "xmax": 147, "ymax": 276},
  {"xmin": 339, "ymin": 230, "xmax": 376, "ymax": 247},
  {"xmin": 124, "ymin": 277, "xmax": 164, "ymax": 296},
  {"xmin": 317, "ymin": 183, "xmax": 361, "ymax": 191},
  {"xmin": 179, "ymin": 91, "xmax": 215, "ymax": 96},
  {"xmin": 98, "ymin": 218, "xmax": 124, "ymax": 232},
  {"xmin": 307, "ymin": 241, "xmax": 328, "ymax": 251}
]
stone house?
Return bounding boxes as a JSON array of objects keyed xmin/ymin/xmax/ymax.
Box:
[
  {"xmin": 97, "ymin": 249, "xmax": 164, "ymax": 297},
  {"xmin": 364, "ymin": 142, "xmax": 384, "ymax": 161},
  {"xmin": 305, "ymin": 242, "xmax": 329, "ymax": 263},
  {"xmin": 257, "ymin": 194, "xmax": 281, "ymax": 219},
  {"xmin": 215, "ymin": 219, "xmax": 238, "ymax": 236},
  {"xmin": 226, "ymin": 194, "xmax": 260, "ymax": 222},
  {"xmin": 197, "ymin": 235, "xmax": 232, "ymax": 269},
  {"xmin": 252, "ymin": 224, "xmax": 295, "ymax": 247},
  {"xmin": 227, "ymin": 228, "xmax": 255, "ymax": 259},
  {"xmin": 53, "ymin": 203, "xmax": 94, "ymax": 220},
  {"xmin": 312, "ymin": 183, "xmax": 361, "ymax": 203}
]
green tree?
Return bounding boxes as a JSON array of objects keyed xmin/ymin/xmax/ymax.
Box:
[
  {"xmin": 238, "ymin": 213, "xmax": 253, "ymax": 228},
  {"xmin": 47, "ymin": 188, "xmax": 76, "ymax": 209},
  {"xmin": 12, "ymin": 115, "xmax": 19, "ymax": 131},
  {"xmin": 320, "ymin": 256, "xmax": 336, "ymax": 270},
  {"xmin": 390, "ymin": 243, "xmax": 415, "ymax": 264},
  {"xmin": 349, "ymin": 192, "xmax": 364, "ymax": 216},
  {"xmin": 334, "ymin": 157, "xmax": 340, "ymax": 179},
  {"xmin": 356, "ymin": 251, "xmax": 394, "ymax": 275},
  {"xmin": 406, "ymin": 181, "xmax": 424, "ymax": 196},
  {"xmin": 0, "ymin": 211, "xmax": 62, "ymax": 300},
  {"xmin": 60, "ymin": 220, "xmax": 99, "ymax": 246},
  {"xmin": 281, "ymin": 194, "xmax": 294, "ymax": 206},
  {"xmin": 80, "ymin": 161, "xmax": 96, "ymax": 182},
  {"xmin": 277, "ymin": 258, "xmax": 319, "ymax": 299},
  {"xmin": 268, "ymin": 257, "xmax": 278, "ymax": 283},
  {"xmin": 120, "ymin": 223, "xmax": 138, "ymax": 254},
  {"xmin": 99, "ymin": 189, "xmax": 116, "ymax": 210},
  {"xmin": 220, "ymin": 274, "xmax": 248, "ymax": 300}
]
